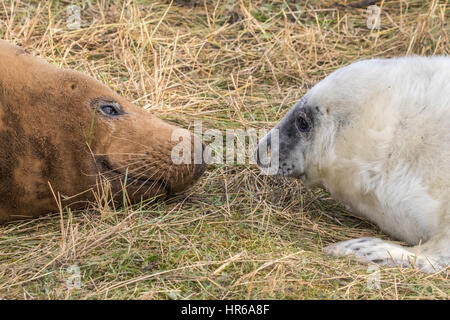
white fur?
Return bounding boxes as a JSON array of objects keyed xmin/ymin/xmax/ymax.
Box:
[{"xmin": 272, "ymin": 56, "xmax": 450, "ymax": 272}]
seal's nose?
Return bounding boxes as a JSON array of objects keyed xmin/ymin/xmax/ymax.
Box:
[
  {"xmin": 256, "ymin": 132, "xmax": 271, "ymax": 168},
  {"xmin": 194, "ymin": 142, "xmax": 207, "ymax": 180},
  {"xmin": 256, "ymin": 145, "xmax": 271, "ymax": 168},
  {"xmin": 165, "ymin": 139, "xmax": 207, "ymax": 194}
]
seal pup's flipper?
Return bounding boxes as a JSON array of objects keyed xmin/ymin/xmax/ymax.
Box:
[{"xmin": 323, "ymin": 237, "xmax": 448, "ymax": 273}]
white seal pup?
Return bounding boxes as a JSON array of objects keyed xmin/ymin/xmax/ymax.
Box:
[{"xmin": 257, "ymin": 56, "xmax": 450, "ymax": 273}]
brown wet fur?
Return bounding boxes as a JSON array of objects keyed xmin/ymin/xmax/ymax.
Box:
[{"xmin": 0, "ymin": 40, "xmax": 206, "ymax": 222}]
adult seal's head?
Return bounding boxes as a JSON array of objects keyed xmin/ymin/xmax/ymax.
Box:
[{"xmin": 0, "ymin": 40, "xmax": 207, "ymax": 222}]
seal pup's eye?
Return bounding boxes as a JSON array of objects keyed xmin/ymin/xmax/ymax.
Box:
[{"xmin": 296, "ymin": 113, "xmax": 311, "ymax": 133}]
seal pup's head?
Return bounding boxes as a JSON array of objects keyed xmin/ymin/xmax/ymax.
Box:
[
  {"xmin": 257, "ymin": 57, "xmax": 450, "ymax": 272},
  {"xmin": 0, "ymin": 40, "xmax": 207, "ymax": 221},
  {"xmin": 256, "ymin": 59, "xmax": 395, "ymax": 187}
]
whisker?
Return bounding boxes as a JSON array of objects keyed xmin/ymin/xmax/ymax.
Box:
[
  {"xmin": 130, "ymin": 167, "xmax": 167, "ymax": 195},
  {"xmin": 85, "ymin": 158, "xmax": 164, "ymax": 179},
  {"xmin": 108, "ymin": 134, "xmax": 155, "ymax": 150},
  {"xmin": 94, "ymin": 152, "xmax": 148, "ymax": 156},
  {"xmin": 91, "ymin": 159, "xmax": 167, "ymax": 191}
]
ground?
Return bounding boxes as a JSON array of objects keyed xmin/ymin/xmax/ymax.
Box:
[{"xmin": 0, "ymin": 0, "xmax": 448, "ymax": 299}]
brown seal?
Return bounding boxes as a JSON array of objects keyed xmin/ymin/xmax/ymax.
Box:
[{"xmin": 0, "ymin": 40, "xmax": 206, "ymax": 222}]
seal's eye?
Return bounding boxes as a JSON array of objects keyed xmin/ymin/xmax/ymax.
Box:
[
  {"xmin": 101, "ymin": 105, "xmax": 118, "ymax": 115},
  {"xmin": 99, "ymin": 103, "xmax": 122, "ymax": 117},
  {"xmin": 296, "ymin": 113, "xmax": 311, "ymax": 133}
]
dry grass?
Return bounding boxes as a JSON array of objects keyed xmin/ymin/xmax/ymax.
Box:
[{"xmin": 0, "ymin": 0, "xmax": 449, "ymax": 299}]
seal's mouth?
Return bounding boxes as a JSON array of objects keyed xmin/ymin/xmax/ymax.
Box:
[{"xmin": 96, "ymin": 157, "xmax": 168, "ymax": 194}]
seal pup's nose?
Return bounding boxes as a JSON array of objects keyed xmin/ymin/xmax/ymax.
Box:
[{"xmin": 256, "ymin": 132, "xmax": 272, "ymax": 169}]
